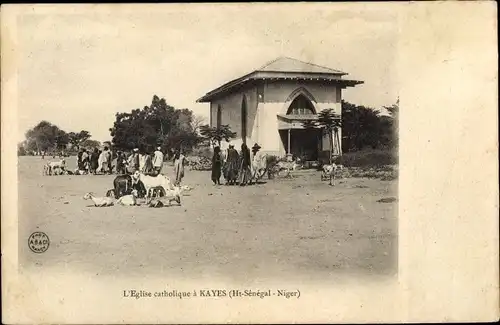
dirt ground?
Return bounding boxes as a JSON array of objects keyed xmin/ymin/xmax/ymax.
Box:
[{"xmin": 18, "ymin": 156, "xmax": 397, "ymax": 282}]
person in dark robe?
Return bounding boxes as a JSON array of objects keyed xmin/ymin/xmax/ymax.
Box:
[
  {"xmin": 90, "ymin": 148, "xmax": 99, "ymax": 174},
  {"xmin": 115, "ymin": 151, "xmax": 126, "ymax": 175},
  {"xmin": 77, "ymin": 149, "xmax": 84, "ymax": 170},
  {"xmin": 143, "ymin": 151, "xmax": 154, "ymax": 174},
  {"xmin": 223, "ymin": 145, "xmax": 240, "ymax": 185},
  {"xmin": 211, "ymin": 146, "xmax": 222, "ymax": 185},
  {"xmin": 238, "ymin": 143, "xmax": 252, "ymax": 186}
]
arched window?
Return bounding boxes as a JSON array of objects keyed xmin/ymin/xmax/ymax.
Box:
[
  {"xmin": 241, "ymin": 95, "xmax": 248, "ymax": 143},
  {"xmin": 217, "ymin": 105, "xmax": 222, "ymax": 129},
  {"xmin": 286, "ymin": 94, "xmax": 316, "ymax": 115}
]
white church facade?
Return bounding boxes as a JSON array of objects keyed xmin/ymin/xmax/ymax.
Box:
[{"xmin": 197, "ymin": 57, "xmax": 363, "ymax": 162}]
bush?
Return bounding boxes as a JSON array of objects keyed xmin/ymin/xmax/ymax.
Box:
[
  {"xmin": 191, "ymin": 146, "xmax": 213, "ymax": 159},
  {"xmin": 339, "ymin": 149, "xmax": 397, "ymax": 167}
]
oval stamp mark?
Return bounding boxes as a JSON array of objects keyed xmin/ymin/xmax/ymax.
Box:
[{"xmin": 28, "ymin": 232, "xmax": 50, "ymax": 253}]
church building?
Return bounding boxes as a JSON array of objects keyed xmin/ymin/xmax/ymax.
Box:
[{"xmin": 197, "ymin": 57, "xmax": 363, "ymax": 162}]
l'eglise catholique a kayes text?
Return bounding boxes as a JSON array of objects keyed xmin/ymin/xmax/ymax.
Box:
[{"xmin": 123, "ymin": 289, "xmax": 300, "ymax": 299}]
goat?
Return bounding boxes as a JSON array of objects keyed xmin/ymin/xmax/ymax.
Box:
[
  {"xmin": 105, "ymin": 189, "xmax": 116, "ymax": 198},
  {"xmin": 113, "ymin": 174, "xmax": 146, "ymax": 199},
  {"xmin": 147, "ymin": 186, "xmax": 166, "ymax": 199},
  {"xmin": 134, "ymin": 171, "xmax": 173, "ymax": 200},
  {"xmin": 321, "ymin": 163, "xmax": 344, "ymax": 186},
  {"xmin": 276, "ymin": 160, "xmax": 299, "ymax": 178},
  {"xmin": 83, "ymin": 192, "xmax": 114, "ymax": 207},
  {"xmin": 116, "ymin": 190, "xmax": 139, "ymax": 206},
  {"xmin": 146, "ymin": 185, "xmax": 182, "ymax": 207}
]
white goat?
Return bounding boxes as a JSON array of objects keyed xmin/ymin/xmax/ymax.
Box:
[
  {"xmin": 147, "ymin": 185, "xmax": 182, "ymax": 206},
  {"xmin": 321, "ymin": 163, "xmax": 344, "ymax": 186},
  {"xmin": 276, "ymin": 160, "xmax": 299, "ymax": 178},
  {"xmin": 133, "ymin": 171, "xmax": 173, "ymax": 200},
  {"xmin": 83, "ymin": 192, "xmax": 114, "ymax": 207},
  {"xmin": 116, "ymin": 190, "xmax": 138, "ymax": 206}
]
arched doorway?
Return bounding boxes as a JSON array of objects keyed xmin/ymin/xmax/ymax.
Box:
[
  {"xmin": 241, "ymin": 95, "xmax": 247, "ymax": 144},
  {"xmin": 280, "ymin": 93, "xmax": 321, "ymax": 161}
]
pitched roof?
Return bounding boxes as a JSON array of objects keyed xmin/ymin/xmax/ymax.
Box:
[
  {"xmin": 197, "ymin": 57, "xmax": 362, "ymax": 102},
  {"xmin": 258, "ymin": 57, "xmax": 346, "ymax": 75}
]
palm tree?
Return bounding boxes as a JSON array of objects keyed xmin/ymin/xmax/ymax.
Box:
[
  {"xmin": 199, "ymin": 124, "xmax": 236, "ymax": 147},
  {"xmin": 302, "ymin": 109, "xmax": 341, "ymax": 164}
]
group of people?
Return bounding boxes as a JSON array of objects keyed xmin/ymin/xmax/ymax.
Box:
[
  {"xmin": 74, "ymin": 143, "xmax": 264, "ymax": 187},
  {"xmin": 77, "ymin": 147, "xmax": 112, "ymax": 174},
  {"xmin": 75, "ymin": 147, "xmax": 166, "ymax": 176},
  {"xmin": 211, "ymin": 143, "xmax": 259, "ymax": 186}
]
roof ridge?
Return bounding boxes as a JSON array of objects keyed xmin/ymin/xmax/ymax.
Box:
[
  {"xmin": 284, "ymin": 56, "xmax": 346, "ymax": 74},
  {"xmin": 257, "ymin": 56, "xmax": 286, "ymax": 70}
]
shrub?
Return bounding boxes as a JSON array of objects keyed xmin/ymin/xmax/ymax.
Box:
[
  {"xmin": 191, "ymin": 146, "xmax": 213, "ymax": 159},
  {"xmin": 339, "ymin": 149, "xmax": 397, "ymax": 167}
]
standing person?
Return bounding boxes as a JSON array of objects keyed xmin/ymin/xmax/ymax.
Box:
[
  {"xmin": 102, "ymin": 147, "xmax": 112, "ymax": 174},
  {"xmin": 211, "ymin": 146, "xmax": 223, "ymax": 185},
  {"xmin": 138, "ymin": 150, "xmax": 146, "ymax": 173},
  {"xmin": 238, "ymin": 143, "xmax": 252, "ymax": 186},
  {"xmin": 129, "ymin": 148, "xmax": 140, "ymax": 172},
  {"xmin": 115, "ymin": 151, "xmax": 126, "ymax": 175},
  {"xmin": 224, "ymin": 145, "xmax": 240, "ymax": 185},
  {"xmin": 173, "ymin": 148, "xmax": 186, "ymax": 186},
  {"xmin": 97, "ymin": 149, "xmax": 104, "ymax": 174},
  {"xmin": 143, "ymin": 151, "xmax": 153, "ymax": 174},
  {"xmin": 153, "ymin": 146, "xmax": 164, "ymax": 175},
  {"xmin": 77, "ymin": 149, "xmax": 84, "ymax": 170},
  {"xmin": 90, "ymin": 148, "xmax": 99, "ymax": 174},
  {"xmin": 106, "ymin": 148, "xmax": 113, "ymax": 174},
  {"xmin": 81, "ymin": 149, "xmax": 89, "ymax": 173}
]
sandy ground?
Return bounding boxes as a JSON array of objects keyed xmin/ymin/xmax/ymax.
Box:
[{"xmin": 18, "ymin": 156, "xmax": 397, "ymax": 282}]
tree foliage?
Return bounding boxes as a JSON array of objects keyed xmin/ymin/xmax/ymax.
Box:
[
  {"xmin": 342, "ymin": 100, "xmax": 398, "ymax": 151},
  {"xmin": 68, "ymin": 130, "xmax": 91, "ymax": 150},
  {"xmin": 109, "ymin": 95, "xmax": 201, "ymax": 153},
  {"xmin": 80, "ymin": 139, "xmax": 101, "ymax": 150},
  {"xmin": 21, "ymin": 121, "xmax": 95, "ymax": 155},
  {"xmin": 302, "ymin": 100, "xmax": 399, "ymax": 159},
  {"xmin": 302, "ymin": 109, "xmax": 341, "ymax": 164},
  {"xmin": 199, "ymin": 124, "xmax": 236, "ymax": 147},
  {"xmin": 24, "ymin": 121, "xmax": 70, "ymax": 152}
]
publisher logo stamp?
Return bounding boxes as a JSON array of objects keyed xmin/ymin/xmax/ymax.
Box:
[{"xmin": 28, "ymin": 232, "xmax": 50, "ymax": 253}]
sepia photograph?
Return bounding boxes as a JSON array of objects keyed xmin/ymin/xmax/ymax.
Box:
[
  {"xmin": 2, "ymin": 2, "xmax": 498, "ymax": 324},
  {"xmin": 16, "ymin": 5, "xmax": 398, "ymax": 282}
]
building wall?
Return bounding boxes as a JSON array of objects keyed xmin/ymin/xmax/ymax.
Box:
[
  {"xmin": 209, "ymin": 85, "xmax": 259, "ymax": 151},
  {"xmin": 209, "ymin": 79, "xmax": 342, "ymax": 157},
  {"xmin": 260, "ymin": 80, "xmax": 342, "ymax": 156}
]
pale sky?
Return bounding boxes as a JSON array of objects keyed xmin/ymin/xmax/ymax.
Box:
[{"xmin": 16, "ymin": 4, "xmax": 398, "ymax": 143}]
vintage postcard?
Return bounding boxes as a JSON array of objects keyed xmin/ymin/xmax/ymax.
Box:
[{"xmin": 1, "ymin": 2, "xmax": 498, "ymax": 323}]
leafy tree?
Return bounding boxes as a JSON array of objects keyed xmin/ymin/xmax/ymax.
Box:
[
  {"xmin": 199, "ymin": 124, "xmax": 236, "ymax": 147},
  {"xmin": 302, "ymin": 109, "xmax": 341, "ymax": 164},
  {"xmin": 342, "ymin": 101, "xmax": 384, "ymax": 151},
  {"xmin": 80, "ymin": 139, "xmax": 101, "ymax": 150},
  {"xmin": 68, "ymin": 130, "xmax": 91, "ymax": 151},
  {"xmin": 341, "ymin": 100, "xmax": 398, "ymax": 152},
  {"xmin": 109, "ymin": 95, "xmax": 201, "ymax": 153},
  {"xmin": 25, "ymin": 121, "xmax": 69, "ymax": 153}
]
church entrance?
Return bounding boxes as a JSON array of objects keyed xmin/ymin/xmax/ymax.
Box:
[
  {"xmin": 280, "ymin": 128, "xmax": 322, "ymax": 161},
  {"xmin": 278, "ymin": 92, "xmax": 322, "ymax": 161}
]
